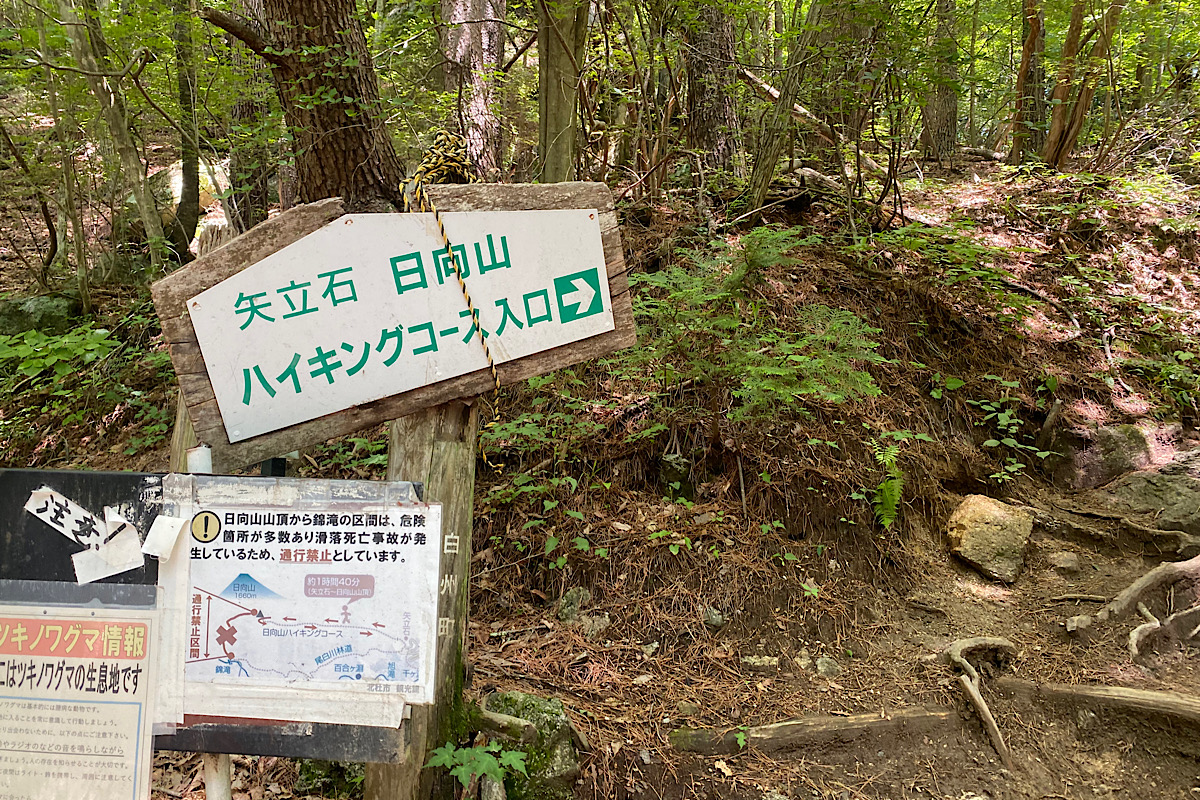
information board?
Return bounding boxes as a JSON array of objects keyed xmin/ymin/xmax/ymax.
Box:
[
  {"xmin": 0, "ymin": 603, "xmax": 156, "ymax": 800},
  {"xmin": 0, "ymin": 469, "xmax": 428, "ymax": 762},
  {"xmin": 158, "ymin": 474, "xmax": 440, "ymax": 728}
]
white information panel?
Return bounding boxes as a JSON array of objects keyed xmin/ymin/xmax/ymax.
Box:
[
  {"xmin": 157, "ymin": 475, "xmax": 439, "ymax": 728},
  {"xmin": 0, "ymin": 604, "xmax": 156, "ymax": 800},
  {"xmin": 187, "ymin": 209, "xmax": 614, "ymax": 442}
]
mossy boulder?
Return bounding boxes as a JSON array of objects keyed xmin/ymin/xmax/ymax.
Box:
[
  {"xmin": 0, "ymin": 294, "xmax": 81, "ymax": 336},
  {"xmin": 484, "ymin": 691, "xmax": 581, "ymax": 800}
]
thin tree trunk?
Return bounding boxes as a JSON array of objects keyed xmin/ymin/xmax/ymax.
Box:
[
  {"xmin": 1040, "ymin": 0, "xmax": 1085, "ymax": 167},
  {"xmin": 58, "ymin": 0, "xmax": 167, "ymax": 273},
  {"xmin": 966, "ymin": 0, "xmax": 980, "ymax": 143},
  {"xmin": 537, "ymin": 0, "xmax": 588, "ymax": 182},
  {"xmin": 773, "ymin": 0, "xmax": 784, "ymax": 69},
  {"xmin": 1056, "ymin": 0, "xmax": 1127, "ymax": 168},
  {"xmin": 172, "ymin": 0, "xmax": 200, "ymax": 255},
  {"xmin": 1008, "ymin": 0, "xmax": 1042, "ymax": 163},
  {"xmin": 747, "ymin": 0, "xmax": 819, "ymax": 212},
  {"xmin": 38, "ymin": 20, "xmax": 88, "ymax": 310},
  {"xmin": 1042, "ymin": 0, "xmax": 1127, "ymax": 169}
]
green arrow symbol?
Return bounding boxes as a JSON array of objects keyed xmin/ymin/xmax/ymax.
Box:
[{"xmin": 554, "ymin": 268, "xmax": 603, "ymax": 322}]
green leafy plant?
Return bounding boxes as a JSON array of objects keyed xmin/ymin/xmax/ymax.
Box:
[
  {"xmin": 1126, "ymin": 350, "xmax": 1199, "ymax": 417},
  {"xmin": 625, "ymin": 227, "xmax": 884, "ymax": 423},
  {"xmin": 0, "ymin": 325, "xmax": 120, "ymax": 380},
  {"xmin": 869, "ymin": 439, "xmax": 904, "ymax": 529},
  {"xmin": 649, "ymin": 529, "xmax": 693, "ymax": 555},
  {"xmin": 425, "ymin": 741, "xmax": 528, "ymax": 788},
  {"xmin": 929, "ymin": 373, "xmax": 965, "ymax": 399},
  {"xmin": 966, "ymin": 380, "xmax": 1053, "ymax": 483}
]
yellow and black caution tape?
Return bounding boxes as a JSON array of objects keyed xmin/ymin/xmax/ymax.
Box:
[{"xmin": 402, "ymin": 131, "xmax": 503, "ymax": 468}]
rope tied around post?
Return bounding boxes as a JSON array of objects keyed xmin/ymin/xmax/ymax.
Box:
[{"xmin": 402, "ymin": 131, "xmax": 504, "ymax": 468}]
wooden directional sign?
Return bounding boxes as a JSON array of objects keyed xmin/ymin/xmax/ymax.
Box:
[{"xmin": 153, "ymin": 183, "xmax": 635, "ymax": 471}]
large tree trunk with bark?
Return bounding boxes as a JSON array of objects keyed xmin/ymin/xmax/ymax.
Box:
[
  {"xmin": 442, "ymin": 0, "xmax": 505, "ymax": 175},
  {"xmin": 537, "ymin": 0, "xmax": 588, "ymax": 182},
  {"xmin": 203, "ymin": 0, "xmax": 405, "ymax": 211},
  {"xmin": 685, "ymin": 0, "xmax": 743, "ymax": 173},
  {"xmin": 921, "ymin": 0, "xmax": 958, "ymax": 163}
]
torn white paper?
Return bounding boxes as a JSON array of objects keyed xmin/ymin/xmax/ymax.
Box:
[
  {"xmin": 73, "ymin": 547, "xmax": 129, "ymax": 583},
  {"xmin": 103, "ymin": 522, "xmax": 145, "ymax": 566},
  {"xmin": 142, "ymin": 515, "xmax": 188, "ymax": 560},
  {"xmin": 24, "ymin": 487, "xmax": 105, "ymax": 548},
  {"xmin": 73, "ymin": 521, "xmax": 145, "ymax": 583}
]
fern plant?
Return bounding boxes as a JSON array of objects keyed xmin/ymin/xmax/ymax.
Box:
[
  {"xmin": 624, "ymin": 226, "xmax": 883, "ymax": 423},
  {"xmin": 869, "ymin": 439, "xmax": 904, "ymax": 529}
]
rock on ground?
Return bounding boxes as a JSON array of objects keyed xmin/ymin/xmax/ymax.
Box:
[
  {"xmin": 946, "ymin": 495, "xmax": 1034, "ymax": 583},
  {"xmin": 485, "ymin": 691, "xmax": 582, "ymax": 799},
  {"xmin": 0, "ymin": 294, "xmax": 80, "ymax": 335}
]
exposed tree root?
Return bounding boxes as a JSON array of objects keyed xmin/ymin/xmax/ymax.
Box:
[
  {"xmin": 1128, "ymin": 603, "xmax": 1200, "ymax": 661},
  {"xmin": 1065, "ymin": 554, "xmax": 1200, "ymax": 636},
  {"xmin": 996, "ymin": 678, "xmax": 1200, "ymax": 725},
  {"xmin": 940, "ymin": 637, "xmax": 1016, "ymax": 768},
  {"xmin": 668, "ymin": 707, "xmax": 958, "ymax": 755}
]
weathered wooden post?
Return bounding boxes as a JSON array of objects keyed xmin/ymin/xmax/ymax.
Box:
[{"xmin": 365, "ymin": 402, "xmax": 478, "ymax": 800}]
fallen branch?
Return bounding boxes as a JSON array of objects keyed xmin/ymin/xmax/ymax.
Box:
[
  {"xmin": 1065, "ymin": 553, "xmax": 1200, "ymax": 635},
  {"xmin": 996, "ymin": 277, "xmax": 1082, "ymax": 336},
  {"xmin": 778, "ymin": 162, "xmax": 847, "ymax": 193},
  {"xmin": 960, "ymin": 146, "xmax": 1005, "ymax": 162},
  {"xmin": 995, "ymin": 677, "xmax": 1200, "ymax": 725},
  {"xmin": 668, "ymin": 707, "xmax": 957, "ymax": 755},
  {"xmin": 737, "ymin": 68, "xmax": 886, "ymax": 178},
  {"xmin": 1046, "ymin": 594, "xmax": 1108, "ymax": 604}
]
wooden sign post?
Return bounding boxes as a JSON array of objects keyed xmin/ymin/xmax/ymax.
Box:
[{"xmin": 154, "ymin": 182, "xmax": 634, "ymax": 800}]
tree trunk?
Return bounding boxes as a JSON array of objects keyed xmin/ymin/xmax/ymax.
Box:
[
  {"xmin": 1039, "ymin": 0, "xmax": 1085, "ymax": 167},
  {"xmin": 442, "ymin": 0, "xmax": 504, "ymax": 175},
  {"xmin": 204, "ymin": 0, "xmax": 405, "ymax": 211},
  {"xmin": 1007, "ymin": 0, "xmax": 1044, "ymax": 163},
  {"xmin": 685, "ymin": 0, "xmax": 743, "ymax": 173},
  {"xmin": 1041, "ymin": 0, "xmax": 1127, "ymax": 169},
  {"xmin": 59, "ymin": 0, "xmax": 167, "ymax": 272},
  {"xmin": 921, "ymin": 0, "xmax": 958, "ymax": 163},
  {"xmin": 1054, "ymin": 0, "xmax": 1127, "ymax": 168},
  {"xmin": 537, "ymin": 0, "xmax": 588, "ymax": 182},
  {"xmin": 172, "ymin": 0, "xmax": 200, "ymax": 252},
  {"xmin": 747, "ymin": 0, "xmax": 819, "ymax": 212}
]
